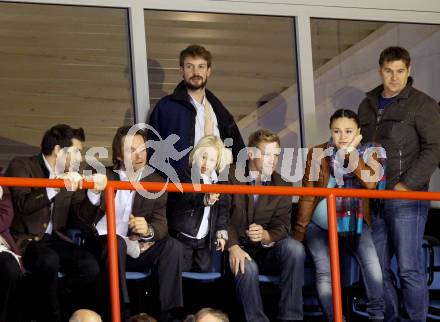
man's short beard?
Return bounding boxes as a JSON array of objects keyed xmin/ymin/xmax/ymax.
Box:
[{"xmin": 184, "ymin": 78, "xmax": 207, "ymax": 91}]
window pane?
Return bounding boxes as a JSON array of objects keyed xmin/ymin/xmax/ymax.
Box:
[
  {"xmin": 311, "ymin": 18, "xmax": 440, "ymax": 197},
  {"xmin": 311, "ymin": 18, "xmax": 440, "ymax": 140},
  {"xmin": 0, "ymin": 3, "xmax": 133, "ymax": 167},
  {"xmin": 145, "ymin": 10, "xmax": 302, "ymax": 181}
]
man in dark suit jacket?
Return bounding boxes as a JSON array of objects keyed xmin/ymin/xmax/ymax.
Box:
[
  {"xmin": 227, "ymin": 129, "xmax": 305, "ymax": 322},
  {"xmin": 5, "ymin": 124, "xmax": 100, "ymax": 322},
  {"xmin": 76, "ymin": 126, "xmax": 184, "ymax": 322}
]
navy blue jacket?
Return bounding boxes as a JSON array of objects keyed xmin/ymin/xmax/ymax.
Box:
[{"xmin": 148, "ymin": 80, "xmax": 245, "ymax": 179}]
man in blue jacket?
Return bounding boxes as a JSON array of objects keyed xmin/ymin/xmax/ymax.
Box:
[{"xmin": 148, "ymin": 45, "xmax": 245, "ymax": 180}]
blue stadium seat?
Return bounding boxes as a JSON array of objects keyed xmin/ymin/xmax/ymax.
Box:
[
  {"xmin": 182, "ymin": 249, "xmax": 223, "ymax": 282},
  {"xmin": 182, "ymin": 271, "xmax": 221, "ymax": 281},
  {"xmin": 258, "ymin": 274, "xmax": 280, "ymax": 283},
  {"xmin": 424, "ymin": 236, "xmax": 440, "ymax": 320},
  {"xmin": 126, "ymin": 271, "xmax": 152, "ymax": 280}
]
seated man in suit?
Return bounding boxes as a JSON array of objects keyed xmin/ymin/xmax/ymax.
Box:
[
  {"xmin": 5, "ymin": 124, "xmax": 102, "ymax": 322},
  {"xmin": 76, "ymin": 125, "xmax": 184, "ymax": 321},
  {"xmin": 227, "ymin": 129, "xmax": 305, "ymax": 322}
]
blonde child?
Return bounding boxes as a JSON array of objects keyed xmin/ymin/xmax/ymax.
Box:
[{"xmin": 168, "ymin": 135, "xmax": 232, "ymax": 272}]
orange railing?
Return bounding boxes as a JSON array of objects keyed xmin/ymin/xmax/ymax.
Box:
[{"xmin": 2, "ymin": 176, "xmax": 440, "ymax": 322}]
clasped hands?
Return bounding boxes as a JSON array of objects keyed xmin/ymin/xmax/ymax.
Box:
[
  {"xmin": 55, "ymin": 172, "xmax": 107, "ymax": 193},
  {"xmin": 228, "ymin": 223, "xmax": 271, "ymax": 275},
  {"xmin": 128, "ymin": 215, "xmax": 155, "ymax": 253},
  {"xmin": 246, "ymin": 223, "xmax": 269, "ymax": 243}
]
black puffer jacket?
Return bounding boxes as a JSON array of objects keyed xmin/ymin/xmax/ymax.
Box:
[{"xmin": 358, "ymin": 78, "xmax": 440, "ymax": 190}]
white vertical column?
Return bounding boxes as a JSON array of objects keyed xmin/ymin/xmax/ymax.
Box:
[
  {"xmin": 128, "ymin": 4, "xmax": 150, "ymax": 124},
  {"xmin": 295, "ymin": 15, "xmax": 318, "ymax": 147}
]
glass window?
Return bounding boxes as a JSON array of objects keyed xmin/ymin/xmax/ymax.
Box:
[
  {"xmin": 310, "ymin": 18, "xmax": 440, "ymax": 199},
  {"xmin": 311, "ymin": 18, "xmax": 440, "ymax": 141},
  {"xmin": 144, "ymin": 10, "xmax": 302, "ymax": 182},
  {"xmin": 0, "ymin": 2, "xmax": 134, "ymax": 168}
]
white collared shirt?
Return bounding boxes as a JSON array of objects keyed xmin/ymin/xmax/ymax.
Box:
[
  {"xmin": 182, "ymin": 171, "xmax": 218, "ymax": 240},
  {"xmin": 95, "ymin": 170, "xmax": 136, "ymax": 237},
  {"xmin": 42, "ymin": 155, "xmax": 59, "ymax": 235},
  {"xmin": 189, "ymin": 94, "xmax": 220, "ymax": 145}
]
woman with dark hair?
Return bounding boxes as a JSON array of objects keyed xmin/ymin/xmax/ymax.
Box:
[{"xmin": 293, "ymin": 109, "xmax": 386, "ymax": 322}]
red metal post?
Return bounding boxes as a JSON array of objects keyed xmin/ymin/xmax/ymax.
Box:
[
  {"xmin": 105, "ymin": 184, "xmax": 121, "ymax": 322},
  {"xmin": 327, "ymin": 193, "xmax": 343, "ymax": 322}
]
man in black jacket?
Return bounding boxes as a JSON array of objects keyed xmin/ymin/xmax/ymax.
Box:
[
  {"xmin": 358, "ymin": 46, "xmax": 440, "ymax": 322},
  {"xmin": 148, "ymin": 44, "xmax": 245, "ymax": 180}
]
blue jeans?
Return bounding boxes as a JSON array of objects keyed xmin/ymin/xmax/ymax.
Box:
[
  {"xmin": 372, "ymin": 198, "xmax": 429, "ymax": 322},
  {"xmin": 305, "ymin": 222, "xmax": 384, "ymax": 321},
  {"xmin": 234, "ymin": 237, "xmax": 305, "ymax": 322}
]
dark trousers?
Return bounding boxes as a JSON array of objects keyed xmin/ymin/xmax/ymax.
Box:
[
  {"xmin": 84, "ymin": 234, "xmax": 130, "ymax": 321},
  {"xmin": 0, "ymin": 252, "xmax": 21, "ymax": 322},
  {"xmin": 23, "ymin": 234, "xmax": 99, "ymax": 322},
  {"xmin": 233, "ymin": 237, "xmax": 305, "ymax": 322},
  {"xmin": 127, "ymin": 236, "xmax": 184, "ymax": 312},
  {"xmin": 173, "ymin": 232, "xmax": 211, "ymax": 272},
  {"xmin": 84, "ymin": 235, "xmax": 130, "ymax": 305},
  {"xmin": 86, "ymin": 235, "xmax": 184, "ymax": 316}
]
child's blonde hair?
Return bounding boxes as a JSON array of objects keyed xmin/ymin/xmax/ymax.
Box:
[{"xmin": 189, "ymin": 135, "xmax": 232, "ymax": 173}]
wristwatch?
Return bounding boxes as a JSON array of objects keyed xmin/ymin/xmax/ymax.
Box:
[{"xmin": 139, "ymin": 226, "xmax": 155, "ymax": 242}]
